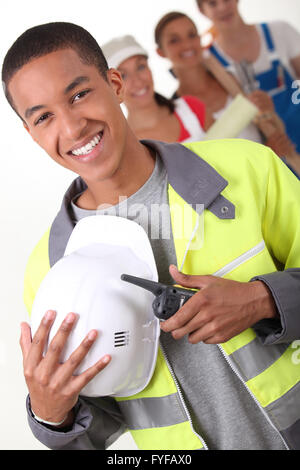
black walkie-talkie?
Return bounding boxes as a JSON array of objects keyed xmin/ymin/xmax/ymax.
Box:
[{"xmin": 121, "ymin": 274, "xmax": 197, "ymax": 321}]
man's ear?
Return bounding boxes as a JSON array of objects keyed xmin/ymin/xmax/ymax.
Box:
[
  {"xmin": 23, "ymin": 121, "xmax": 37, "ymax": 142},
  {"xmin": 23, "ymin": 121, "xmax": 30, "ymax": 133},
  {"xmin": 156, "ymin": 47, "xmax": 166, "ymax": 59},
  {"xmin": 107, "ymin": 68, "xmax": 124, "ymax": 104}
]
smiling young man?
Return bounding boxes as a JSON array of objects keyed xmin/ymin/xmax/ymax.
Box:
[
  {"xmin": 7, "ymin": 47, "xmax": 155, "ymax": 209},
  {"xmin": 2, "ymin": 22, "xmax": 300, "ymax": 451}
]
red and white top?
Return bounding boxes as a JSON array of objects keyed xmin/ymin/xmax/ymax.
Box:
[{"xmin": 174, "ymin": 95, "xmax": 206, "ymax": 143}]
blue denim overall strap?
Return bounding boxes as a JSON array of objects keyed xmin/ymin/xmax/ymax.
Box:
[
  {"xmin": 257, "ymin": 23, "xmax": 300, "ymax": 153},
  {"xmin": 209, "ymin": 24, "xmax": 300, "ymax": 152},
  {"xmin": 209, "ymin": 44, "xmax": 230, "ymax": 67}
]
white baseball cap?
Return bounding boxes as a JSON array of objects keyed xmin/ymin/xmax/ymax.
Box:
[
  {"xmin": 30, "ymin": 216, "xmax": 160, "ymax": 398},
  {"xmin": 102, "ymin": 35, "xmax": 148, "ymax": 69}
]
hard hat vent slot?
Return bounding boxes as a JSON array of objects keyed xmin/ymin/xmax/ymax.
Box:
[{"xmin": 114, "ymin": 331, "xmax": 130, "ymax": 348}]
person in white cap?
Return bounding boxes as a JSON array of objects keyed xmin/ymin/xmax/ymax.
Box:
[{"xmin": 102, "ymin": 35, "xmax": 213, "ymax": 143}]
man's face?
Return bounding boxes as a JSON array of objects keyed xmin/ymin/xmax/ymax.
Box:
[
  {"xmin": 8, "ymin": 48, "xmax": 128, "ymax": 184},
  {"xmin": 199, "ymin": 0, "xmax": 239, "ymax": 28}
]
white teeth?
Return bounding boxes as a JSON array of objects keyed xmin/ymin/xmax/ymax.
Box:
[
  {"xmin": 135, "ymin": 88, "xmax": 147, "ymax": 97},
  {"xmin": 72, "ymin": 133, "xmax": 102, "ymax": 156},
  {"xmin": 181, "ymin": 50, "xmax": 195, "ymax": 58}
]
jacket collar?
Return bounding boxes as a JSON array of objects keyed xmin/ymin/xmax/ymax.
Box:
[
  {"xmin": 49, "ymin": 140, "xmax": 235, "ymax": 267},
  {"xmin": 144, "ymin": 140, "xmax": 235, "ymax": 219}
]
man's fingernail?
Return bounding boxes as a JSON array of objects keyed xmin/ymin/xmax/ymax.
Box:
[
  {"xmin": 87, "ymin": 330, "xmax": 98, "ymax": 341},
  {"xmin": 65, "ymin": 313, "xmax": 77, "ymax": 323},
  {"xmin": 43, "ymin": 310, "xmax": 56, "ymax": 324}
]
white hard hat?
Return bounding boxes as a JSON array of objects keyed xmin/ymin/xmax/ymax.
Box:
[
  {"xmin": 102, "ymin": 35, "xmax": 148, "ymax": 69},
  {"xmin": 30, "ymin": 216, "xmax": 160, "ymax": 398}
]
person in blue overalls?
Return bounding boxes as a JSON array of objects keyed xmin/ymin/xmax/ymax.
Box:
[{"xmin": 196, "ymin": 0, "xmax": 300, "ymax": 157}]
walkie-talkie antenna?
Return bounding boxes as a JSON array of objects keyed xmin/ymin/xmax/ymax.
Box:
[{"xmin": 121, "ymin": 274, "xmax": 163, "ymax": 297}]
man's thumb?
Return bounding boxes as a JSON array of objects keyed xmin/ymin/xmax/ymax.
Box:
[{"xmin": 169, "ymin": 265, "xmax": 213, "ymax": 289}]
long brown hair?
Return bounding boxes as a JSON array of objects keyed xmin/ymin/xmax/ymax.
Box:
[{"xmin": 154, "ymin": 92, "xmax": 175, "ymax": 113}]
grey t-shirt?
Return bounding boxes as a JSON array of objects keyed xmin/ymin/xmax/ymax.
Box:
[{"xmin": 71, "ymin": 156, "xmax": 286, "ymax": 450}]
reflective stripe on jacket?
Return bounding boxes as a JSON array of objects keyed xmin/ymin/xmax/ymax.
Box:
[{"xmin": 24, "ymin": 139, "xmax": 300, "ymax": 450}]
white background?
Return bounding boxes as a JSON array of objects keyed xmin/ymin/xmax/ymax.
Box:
[{"xmin": 0, "ymin": 0, "xmax": 299, "ymax": 450}]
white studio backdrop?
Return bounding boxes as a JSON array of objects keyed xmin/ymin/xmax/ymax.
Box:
[{"xmin": 0, "ymin": 0, "xmax": 299, "ymax": 450}]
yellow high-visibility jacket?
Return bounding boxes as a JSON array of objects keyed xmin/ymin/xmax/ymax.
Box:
[{"xmin": 25, "ymin": 139, "xmax": 300, "ymax": 450}]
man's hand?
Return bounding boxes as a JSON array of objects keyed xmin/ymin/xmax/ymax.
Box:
[
  {"xmin": 160, "ymin": 266, "xmax": 278, "ymax": 344},
  {"xmin": 20, "ymin": 310, "xmax": 111, "ymax": 427},
  {"xmin": 248, "ymin": 90, "xmax": 275, "ymax": 113}
]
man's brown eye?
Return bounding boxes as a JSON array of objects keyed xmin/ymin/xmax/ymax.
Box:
[
  {"xmin": 35, "ymin": 113, "xmax": 50, "ymax": 126},
  {"xmin": 72, "ymin": 89, "xmax": 91, "ymax": 103}
]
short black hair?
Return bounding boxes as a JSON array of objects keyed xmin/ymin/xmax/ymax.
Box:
[{"xmin": 2, "ymin": 22, "xmax": 109, "ymax": 117}]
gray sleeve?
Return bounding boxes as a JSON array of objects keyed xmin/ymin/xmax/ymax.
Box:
[
  {"xmin": 26, "ymin": 395, "xmax": 126, "ymax": 450},
  {"xmin": 251, "ymin": 269, "xmax": 300, "ymax": 345}
]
